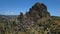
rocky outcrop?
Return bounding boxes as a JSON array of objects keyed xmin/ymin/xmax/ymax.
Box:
[{"xmin": 17, "ymin": 2, "xmax": 51, "ymax": 32}]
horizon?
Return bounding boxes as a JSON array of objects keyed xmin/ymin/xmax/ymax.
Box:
[{"xmin": 0, "ymin": 0, "xmax": 60, "ymax": 16}]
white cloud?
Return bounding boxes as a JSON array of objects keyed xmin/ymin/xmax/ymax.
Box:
[
  {"xmin": 6, "ymin": 11, "xmax": 14, "ymax": 15},
  {"xmin": 3, "ymin": 10, "xmax": 15, "ymax": 15}
]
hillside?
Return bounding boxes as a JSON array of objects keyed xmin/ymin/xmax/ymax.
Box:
[{"xmin": 0, "ymin": 2, "xmax": 60, "ymax": 34}]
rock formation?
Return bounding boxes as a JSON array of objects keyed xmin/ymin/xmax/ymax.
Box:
[{"xmin": 0, "ymin": 2, "xmax": 60, "ymax": 34}]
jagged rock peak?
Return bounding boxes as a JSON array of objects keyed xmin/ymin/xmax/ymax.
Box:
[
  {"xmin": 29, "ymin": 2, "xmax": 47, "ymax": 11},
  {"xmin": 18, "ymin": 12, "xmax": 23, "ymax": 19},
  {"xmin": 28, "ymin": 2, "xmax": 50, "ymax": 18},
  {"xmin": 34, "ymin": 2, "xmax": 41, "ymax": 7},
  {"xmin": 35, "ymin": 2, "xmax": 47, "ymax": 8}
]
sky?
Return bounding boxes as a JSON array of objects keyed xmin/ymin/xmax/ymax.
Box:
[{"xmin": 0, "ymin": 0, "xmax": 60, "ymax": 16}]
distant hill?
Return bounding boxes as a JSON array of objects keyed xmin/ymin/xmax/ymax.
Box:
[
  {"xmin": 0, "ymin": 15, "xmax": 18, "ymax": 19},
  {"xmin": 0, "ymin": 14, "xmax": 18, "ymax": 23}
]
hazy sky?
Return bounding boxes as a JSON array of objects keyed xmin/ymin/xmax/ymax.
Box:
[{"xmin": 0, "ymin": 0, "xmax": 60, "ymax": 16}]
